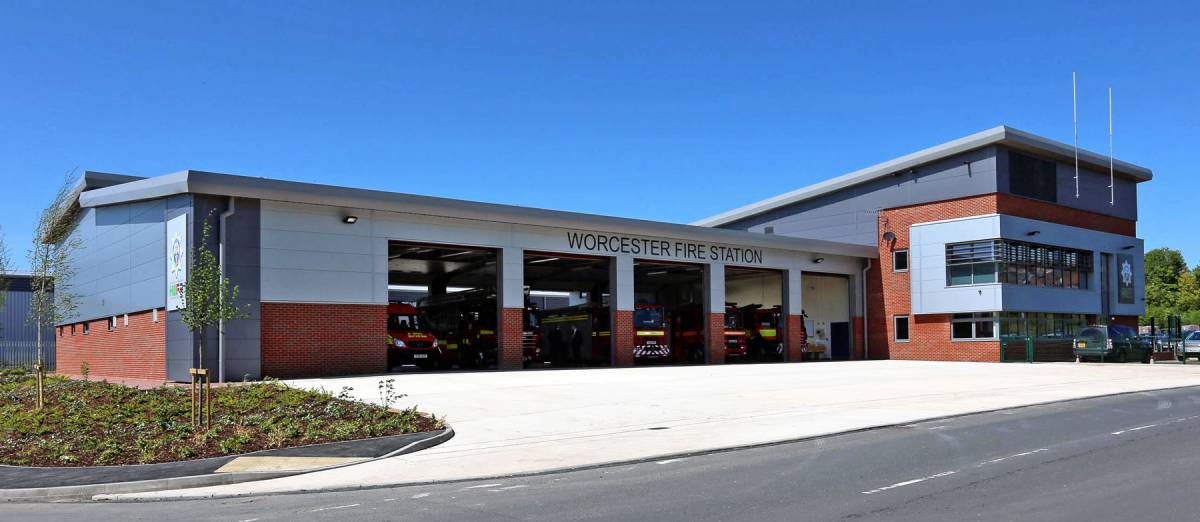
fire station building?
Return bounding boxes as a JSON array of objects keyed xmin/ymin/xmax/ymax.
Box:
[{"xmin": 53, "ymin": 125, "xmax": 1149, "ymax": 382}]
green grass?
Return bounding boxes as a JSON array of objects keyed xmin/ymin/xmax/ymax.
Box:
[{"xmin": 0, "ymin": 369, "xmax": 441, "ymax": 467}]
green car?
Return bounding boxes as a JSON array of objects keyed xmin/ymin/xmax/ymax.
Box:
[{"xmin": 1073, "ymin": 324, "xmax": 1152, "ymax": 363}]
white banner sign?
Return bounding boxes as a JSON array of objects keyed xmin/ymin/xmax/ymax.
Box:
[{"xmin": 166, "ymin": 214, "xmax": 188, "ymax": 310}]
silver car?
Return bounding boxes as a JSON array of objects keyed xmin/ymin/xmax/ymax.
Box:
[{"xmin": 1179, "ymin": 331, "xmax": 1200, "ymax": 361}]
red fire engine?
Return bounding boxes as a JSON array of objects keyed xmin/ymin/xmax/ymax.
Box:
[
  {"xmin": 740, "ymin": 304, "xmax": 783, "ymax": 360},
  {"xmin": 673, "ymin": 303, "xmax": 748, "ymax": 362},
  {"xmin": 386, "ymin": 302, "xmax": 444, "ymax": 370},
  {"xmin": 632, "ymin": 303, "xmax": 672, "ymax": 363},
  {"xmin": 722, "ymin": 304, "xmax": 749, "ymax": 360},
  {"xmin": 418, "ymin": 289, "xmax": 498, "ymax": 369},
  {"xmin": 538, "ymin": 303, "xmax": 611, "ymax": 366}
]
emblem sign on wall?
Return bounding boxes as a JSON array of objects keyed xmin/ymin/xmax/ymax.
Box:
[
  {"xmin": 1116, "ymin": 253, "xmax": 1135, "ymax": 305},
  {"xmin": 166, "ymin": 214, "xmax": 188, "ymax": 310}
]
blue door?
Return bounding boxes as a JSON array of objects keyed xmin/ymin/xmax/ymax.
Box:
[{"xmin": 831, "ymin": 322, "xmax": 851, "ymax": 360}]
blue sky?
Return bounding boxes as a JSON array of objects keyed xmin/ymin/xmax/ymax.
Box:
[{"xmin": 1, "ymin": 1, "xmax": 1197, "ymax": 269}]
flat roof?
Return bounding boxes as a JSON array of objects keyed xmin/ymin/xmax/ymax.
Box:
[
  {"xmin": 692, "ymin": 125, "xmax": 1153, "ymax": 227},
  {"xmin": 76, "ymin": 170, "xmax": 878, "ymax": 259}
]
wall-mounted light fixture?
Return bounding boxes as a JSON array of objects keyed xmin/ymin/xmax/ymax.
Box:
[
  {"xmin": 882, "ymin": 231, "xmax": 896, "ymax": 242},
  {"xmin": 343, "ymin": 215, "xmax": 359, "ymax": 224},
  {"xmin": 813, "ymin": 257, "xmax": 825, "ymax": 264},
  {"xmin": 1027, "ymin": 230, "xmax": 1041, "ymax": 237}
]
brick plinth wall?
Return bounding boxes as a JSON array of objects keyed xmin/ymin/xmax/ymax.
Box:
[
  {"xmin": 612, "ymin": 310, "xmax": 634, "ymax": 367},
  {"xmin": 876, "ymin": 193, "xmax": 1137, "ymax": 363},
  {"xmin": 261, "ymin": 302, "xmax": 387, "ymax": 379},
  {"xmin": 499, "ymin": 307, "xmax": 524, "ymax": 370},
  {"xmin": 56, "ymin": 309, "xmax": 166, "ymax": 381},
  {"xmin": 890, "ymin": 314, "xmax": 1001, "ymax": 362},
  {"xmin": 707, "ymin": 313, "xmax": 725, "ymax": 364},
  {"xmin": 786, "ymin": 314, "xmax": 806, "ymax": 361}
]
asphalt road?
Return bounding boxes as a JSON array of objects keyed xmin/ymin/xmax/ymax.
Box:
[{"xmin": 7, "ymin": 386, "xmax": 1200, "ymax": 521}]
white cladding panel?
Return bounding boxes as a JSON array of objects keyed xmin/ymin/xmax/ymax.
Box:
[
  {"xmin": 910, "ymin": 215, "xmax": 1003, "ymax": 314},
  {"xmin": 259, "ymin": 200, "xmax": 863, "ymax": 305},
  {"xmin": 909, "ymin": 214, "xmax": 1144, "ymax": 316}
]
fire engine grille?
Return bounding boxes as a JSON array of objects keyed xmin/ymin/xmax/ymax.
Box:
[
  {"xmin": 407, "ymin": 341, "xmax": 433, "ymax": 349},
  {"xmin": 634, "ymin": 345, "xmax": 671, "ymax": 358}
]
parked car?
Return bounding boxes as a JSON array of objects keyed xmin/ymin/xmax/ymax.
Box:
[
  {"xmin": 1178, "ymin": 331, "xmax": 1200, "ymax": 362},
  {"xmin": 1073, "ymin": 324, "xmax": 1151, "ymax": 363}
]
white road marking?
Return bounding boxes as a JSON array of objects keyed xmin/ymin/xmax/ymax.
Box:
[
  {"xmin": 861, "ymin": 470, "xmax": 958, "ymax": 495},
  {"xmin": 976, "ymin": 448, "xmax": 1049, "ymax": 467},
  {"xmin": 1111, "ymin": 424, "xmax": 1157, "ymax": 435},
  {"xmin": 488, "ymin": 485, "xmax": 530, "ymax": 492},
  {"xmin": 237, "ymin": 519, "xmax": 259, "ymax": 522},
  {"xmin": 464, "ymin": 483, "xmax": 503, "ymax": 489},
  {"xmin": 410, "ymin": 493, "xmax": 429, "ymax": 499},
  {"xmin": 656, "ymin": 458, "xmax": 686, "ymax": 465},
  {"xmin": 309, "ymin": 504, "xmax": 360, "ymax": 513}
]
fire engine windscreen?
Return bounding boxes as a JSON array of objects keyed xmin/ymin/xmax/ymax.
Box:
[
  {"xmin": 388, "ymin": 314, "xmax": 421, "ymax": 331},
  {"xmin": 634, "ymin": 307, "xmax": 665, "ymax": 328}
]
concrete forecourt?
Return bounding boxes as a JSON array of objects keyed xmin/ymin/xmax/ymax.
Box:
[{"xmin": 103, "ymin": 360, "xmax": 1200, "ymax": 501}]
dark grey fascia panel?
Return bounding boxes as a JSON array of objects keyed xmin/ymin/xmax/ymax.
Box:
[
  {"xmin": 77, "ymin": 170, "xmax": 878, "ymax": 259},
  {"xmin": 694, "ymin": 125, "xmax": 1152, "ymax": 228}
]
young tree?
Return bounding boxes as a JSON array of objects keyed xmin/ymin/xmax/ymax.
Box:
[
  {"xmin": 0, "ymin": 226, "xmax": 9, "ymax": 323},
  {"xmin": 28, "ymin": 175, "xmax": 82, "ymax": 409},
  {"xmin": 179, "ymin": 212, "xmax": 248, "ymax": 425}
]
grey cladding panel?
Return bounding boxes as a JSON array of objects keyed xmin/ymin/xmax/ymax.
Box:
[
  {"xmin": 61, "ymin": 199, "xmax": 168, "ymax": 324},
  {"xmin": 720, "ymin": 147, "xmax": 999, "ymax": 244}
]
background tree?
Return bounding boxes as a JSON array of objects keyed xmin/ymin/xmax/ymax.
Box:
[
  {"xmin": 179, "ymin": 212, "xmax": 248, "ymax": 425},
  {"xmin": 1144, "ymin": 248, "xmax": 1187, "ymax": 310},
  {"xmin": 28, "ymin": 175, "xmax": 82, "ymax": 409}
]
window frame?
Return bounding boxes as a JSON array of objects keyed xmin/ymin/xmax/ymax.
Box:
[
  {"xmin": 950, "ymin": 312, "xmax": 998, "ymax": 341},
  {"xmin": 892, "ymin": 249, "xmax": 909, "ymax": 273},
  {"xmin": 893, "ymin": 315, "xmax": 910, "ymax": 343}
]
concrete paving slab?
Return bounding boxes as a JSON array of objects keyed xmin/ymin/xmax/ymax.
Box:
[
  {"xmin": 105, "ymin": 360, "xmax": 1200, "ymax": 501},
  {"xmin": 215, "ymin": 457, "xmax": 369, "ymax": 473}
]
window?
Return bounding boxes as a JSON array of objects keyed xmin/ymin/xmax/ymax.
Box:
[
  {"xmin": 947, "ymin": 240, "xmax": 1092, "ymax": 289},
  {"xmin": 894, "ymin": 316, "xmax": 910, "ymax": 342},
  {"xmin": 107, "ymin": 317, "xmax": 117, "ymax": 332},
  {"xmin": 946, "ymin": 241, "xmax": 998, "ymax": 285},
  {"xmin": 70, "ymin": 324, "xmax": 76, "ymax": 336},
  {"xmin": 951, "ymin": 313, "xmax": 997, "ymax": 340},
  {"xmin": 892, "ymin": 250, "xmax": 909, "ymax": 272},
  {"xmin": 1009, "ymin": 152, "xmax": 1058, "ymax": 202},
  {"xmin": 82, "ymin": 322, "xmax": 90, "ymax": 335}
]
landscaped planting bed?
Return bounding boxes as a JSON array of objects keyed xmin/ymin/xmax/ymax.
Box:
[{"xmin": 0, "ymin": 369, "xmax": 440, "ymax": 467}]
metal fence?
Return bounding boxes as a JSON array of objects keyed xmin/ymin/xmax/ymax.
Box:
[
  {"xmin": 1, "ymin": 276, "xmax": 56, "ymax": 371},
  {"xmin": 1000, "ymin": 336, "xmax": 1075, "ymax": 363}
]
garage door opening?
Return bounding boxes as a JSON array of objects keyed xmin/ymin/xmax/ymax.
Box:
[
  {"xmin": 802, "ymin": 273, "xmax": 851, "ymax": 360},
  {"xmin": 524, "ymin": 253, "xmax": 611, "ymax": 368},
  {"xmin": 725, "ymin": 267, "xmax": 785, "ymax": 363},
  {"xmin": 386, "ymin": 241, "xmax": 498, "ymax": 372},
  {"xmin": 634, "ymin": 261, "xmax": 705, "ymax": 365}
]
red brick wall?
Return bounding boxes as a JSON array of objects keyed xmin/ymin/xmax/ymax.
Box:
[
  {"xmin": 498, "ymin": 307, "xmax": 524, "ymax": 370},
  {"xmin": 889, "ymin": 314, "xmax": 1001, "ymax": 361},
  {"xmin": 786, "ymin": 314, "xmax": 806, "ymax": 361},
  {"xmin": 875, "ymin": 193, "xmax": 1136, "ymax": 363},
  {"xmin": 260, "ymin": 302, "xmax": 388, "ymax": 379},
  {"xmin": 612, "ymin": 310, "xmax": 634, "ymax": 367},
  {"xmin": 56, "ymin": 309, "xmax": 166, "ymax": 381},
  {"xmin": 707, "ymin": 313, "xmax": 726, "ymax": 364},
  {"xmin": 996, "ymin": 193, "xmax": 1136, "ymax": 236}
]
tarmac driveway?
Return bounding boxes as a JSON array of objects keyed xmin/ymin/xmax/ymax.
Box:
[{"xmin": 114, "ymin": 359, "xmax": 1200, "ymax": 500}]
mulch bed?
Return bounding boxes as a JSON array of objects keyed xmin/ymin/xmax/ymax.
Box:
[{"xmin": 0, "ymin": 369, "xmax": 441, "ymax": 467}]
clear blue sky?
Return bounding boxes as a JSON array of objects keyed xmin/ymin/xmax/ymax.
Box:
[{"xmin": 1, "ymin": 1, "xmax": 1196, "ymax": 270}]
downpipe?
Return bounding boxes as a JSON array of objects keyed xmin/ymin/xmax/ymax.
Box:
[
  {"xmin": 861, "ymin": 258, "xmax": 871, "ymax": 360},
  {"xmin": 218, "ymin": 197, "xmax": 236, "ymax": 383}
]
